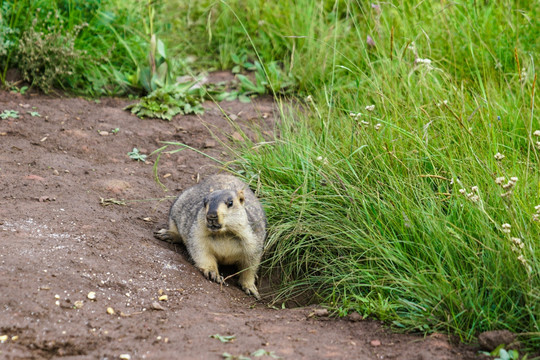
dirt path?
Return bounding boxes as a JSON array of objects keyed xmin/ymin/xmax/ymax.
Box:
[{"xmin": 0, "ymin": 88, "xmax": 480, "ymax": 359}]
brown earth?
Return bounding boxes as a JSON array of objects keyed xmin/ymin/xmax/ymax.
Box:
[{"xmin": 0, "ymin": 80, "xmax": 483, "ymax": 359}]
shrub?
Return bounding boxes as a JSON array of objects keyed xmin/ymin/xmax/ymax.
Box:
[{"xmin": 16, "ymin": 17, "xmax": 86, "ymax": 93}]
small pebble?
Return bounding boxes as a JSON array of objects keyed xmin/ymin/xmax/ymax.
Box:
[
  {"xmin": 370, "ymin": 340, "xmax": 381, "ymax": 347},
  {"xmin": 308, "ymin": 308, "xmax": 329, "ymax": 318},
  {"xmin": 158, "ymin": 294, "xmax": 168, "ymax": 301},
  {"xmin": 87, "ymin": 291, "xmax": 96, "ymax": 300},
  {"xmin": 0, "ymin": 335, "xmax": 8, "ymax": 343},
  {"xmin": 348, "ymin": 312, "xmax": 363, "ymax": 322},
  {"xmin": 107, "ymin": 307, "xmax": 115, "ymax": 315},
  {"xmin": 119, "ymin": 354, "xmax": 131, "ymax": 360},
  {"xmin": 151, "ymin": 301, "xmax": 165, "ymax": 311},
  {"xmin": 74, "ymin": 301, "xmax": 84, "ymax": 309}
]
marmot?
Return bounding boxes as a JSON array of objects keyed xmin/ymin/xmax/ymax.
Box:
[{"xmin": 154, "ymin": 174, "xmax": 267, "ymax": 299}]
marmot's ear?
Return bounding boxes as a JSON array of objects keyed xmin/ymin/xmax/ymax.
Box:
[{"xmin": 237, "ymin": 189, "xmax": 245, "ymax": 205}]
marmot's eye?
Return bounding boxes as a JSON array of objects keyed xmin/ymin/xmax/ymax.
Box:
[{"xmin": 226, "ymin": 199, "xmax": 233, "ymax": 208}]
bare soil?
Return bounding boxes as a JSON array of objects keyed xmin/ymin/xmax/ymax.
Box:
[{"xmin": 0, "ymin": 81, "xmax": 482, "ymax": 359}]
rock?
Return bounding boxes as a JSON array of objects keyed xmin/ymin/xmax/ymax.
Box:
[
  {"xmin": 308, "ymin": 308, "xmax": 329, "ymax": 318},
  {"xmin": 107, "ymin": 307, "xmax": 115, "ymax": 315},
  {"xmin": 478, "ymin": 330, "xmax": 516, "ymax": 351},
  {"xmin": 100, "ymin": 179, "xmax": 131, "ymax": 194},
  {"xmin": 370, "ymin": 340, "xmax": 381, "ymax": 347},
  {"xmin": 204, "ymin": 139, "xmax": 217, "ymax": 148},
  {"xmin": 158, "ymin": 294, "xmax": 168, "ymax": 301},
  {"xmin": 87, "ymin": 291, "xmax": 97, "ymax": 300},
  {"xmin": 231, "ymin": 132, "xmax": 244, "ymax": 141},
  {"xmin": 151, "ymin": 301, "xmax": 165, "ymax": 311},
  {"xmin": 25, "ymin": 174, "xmax": 45, "ymax": 182},
  {"xmin": 347, "ymin": 312, "xmax": 363, "ymax": 322}
]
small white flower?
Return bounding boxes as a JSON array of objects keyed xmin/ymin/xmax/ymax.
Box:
[
  {"xmin": 494, "ymin": 152, "xmax": 505, "ymax": 160},
  {"xmin": 468, "ymin": 194, "xmax": 480, "ymax": 203},
  {"xmin": 502, "ymin": 182, "xmax": 515, "ymax": 190},
  {"xmin": 316, "ymin": 156, "xmax": 323, "ymax": 161},
  {"xmin": 533, "ymin": 130, "xmax": 540, "ymax": 137},
  {"xmin": 517, "ymin": 254, "xmax": 526, "ymax": 265},
  {"xmin": 360, "ymin": 120, "xmax": 370, "ymax": 127},
  {"xmin": 534, "ymin": 205, "xmax": 540, "ymax": 212},
  {"xmin": 501, "ymin": 223, "xmax": 511, "ymax": 233},
  {"xmin": 471, "ymin": 186, "xmax": 478, "ymax": 193},
  {"xmin": 511, "ymin": 237, "xmax": 523, "ymax": 246},
  {"xmin": 415, "ymin": 58, "xmax": 432, "ymax": 65},
  {"xmin": 306, "ymin": 95, "xmax": 313, "ymax": 102},
  {"xmin": 374, "ymin": 123, "xmax": 382, "ymax": 131},
  {"xmin": 501, "ymin": 190, "xmax": 513, "ymax": 198},
  {"xmin": 459, "ymin": 188, "xmax": 467, "ymax": 195},
  {"xmin": 509, "ymin": 176, "xmax": 518, "ymax": 183},
  {"xmin": 436, "ymin": 100, "xmax": 449, "ymax": 107},
  {"xmin": 365, "ymin": 105, "xmax": 375, "ymax": 112},
  {"xmin": 535, "ymin": 141, "xmax": 540, "ymax": 150},
  {"xmin": 495, "ymin": 177, "xmax": 505, "ymax": 185}
]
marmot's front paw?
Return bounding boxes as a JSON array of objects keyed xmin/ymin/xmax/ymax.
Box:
[
  {"xmin": 241, "ymin": 283, "xmax": 261, "ymax": 300},
  {"xmin": 202, "ymin": 268, "xmax": 224, "ymax": 284},
  {"xmin": 154, "ymin": 228, "xmax": 171, "ymax": 241}
]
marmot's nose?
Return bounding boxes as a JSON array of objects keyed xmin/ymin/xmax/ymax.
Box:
[{"xmin": 206, "ymin": 211, "xmax": 218, "ymax": 220}]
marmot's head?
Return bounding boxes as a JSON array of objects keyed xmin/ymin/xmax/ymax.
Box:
[{"xmin": 203, "ymin": 189, "xmax": 246, "ymax": 232}]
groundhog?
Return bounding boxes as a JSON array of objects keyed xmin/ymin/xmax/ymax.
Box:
[{"xmin": 154, "ymin": 174, "xmax": 267, "ymax": 300}]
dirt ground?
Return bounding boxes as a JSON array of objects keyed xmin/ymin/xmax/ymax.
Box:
[{"xmin": 0, "ymin": 79, "xmax": 482, "ymax": 359}]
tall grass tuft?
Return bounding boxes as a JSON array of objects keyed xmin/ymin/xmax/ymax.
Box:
[{"xmin": 208, "ymin": 0, "xmax": 540, "ymax": 347}]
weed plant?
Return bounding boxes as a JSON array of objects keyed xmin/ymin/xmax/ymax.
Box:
[{"xmin": 0, "ymin": 0, "xmax": 153, "ymax": 94}]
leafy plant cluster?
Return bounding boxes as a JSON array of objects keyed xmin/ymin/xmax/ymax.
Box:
[
  {"xmin": 125, "ymin": 82, "xmax": 205, "ymax": 120},
  {"xmin": 126, "ymin": 47, "xmax": 294, "ymax": 119}
]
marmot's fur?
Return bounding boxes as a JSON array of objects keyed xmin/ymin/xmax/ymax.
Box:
[{"xmin": 154, "ymin": 174, "xmax": 266, "ymax": 299}]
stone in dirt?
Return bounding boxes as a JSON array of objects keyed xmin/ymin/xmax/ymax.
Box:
[{"xmin": 478, "ymin": 330, "xmax": 517, "ymax": 351}]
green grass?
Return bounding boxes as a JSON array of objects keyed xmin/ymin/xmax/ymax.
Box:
[
  {"xmin": 195, "ymin": 0, "xmax": 539, "ymax": 348},
  {"xmin": 2, "ymin": 0, "xmax": 539, "ymax": 349}
]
